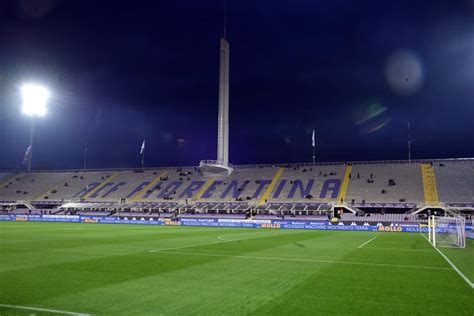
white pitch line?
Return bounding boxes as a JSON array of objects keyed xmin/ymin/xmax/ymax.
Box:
[
  {"xmin": 149, "ymin": 231, "xmax": 301, "ymax": 253},
  {"xmin": 217, "ymin": 235, "xmax": 230, "ymax": 241},
  {"xmin": 421, "ymin": 234, "xmax": 474, "ymax": 288},
  {"xmin": 149, "ymin": 239, "xmax": 226, "ymax": 253},
  {"xmin": 358, "ymin": 236, "xmax": 377, "ymax": 248},
  {"xmin": 153, "ymin": 250, "xmax": 452, "ymax": 271},
  {"xmin": 358, "ymin": 247, "xmax": 432, "ymax": 252},
  {"xmin": 0, "ymin": 303, "xmax": 92, "ymax": 315},
  {"xmin": 216, "ymin": 233, "xmax": 273, "ymax": 242}
]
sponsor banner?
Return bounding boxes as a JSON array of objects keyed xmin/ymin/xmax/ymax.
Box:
[
  {"xmin": 28, "ymin": 215, "xmax": 44, "ymax": 222},
  {"xmin": 43, "ymin": 215, "xmax": 80, "ymax": 219},
  {"xmin": 445, "ymin": 203, "xmax": 474, "ymax": 208},
  {"xmin": 0, "ymin": 215, "xmax": 14, "ymax": 221},
  {"xmin": 15, "ymin": 215, "xmax": 29, "ymax": 222},
  {"xmin": 80, "ymin": 216, "xmax": 164, "ymax": 225},
  {"xmin": 217, "ymin": 219, "xmax": 272, "ymax": 224},
  {"xmin": 0, "ymin": 215, "xmax": 470, "ymax": 234},
  {"xmin": 352, "ymin": 203, "xmax": 416, "ymax": 209},
  {"xmin": 178, "ymin": 218, "xmax": 427, "ymax": 232}
]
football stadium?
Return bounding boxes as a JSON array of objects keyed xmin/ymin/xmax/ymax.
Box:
[{"xmin": 1, "ymin": 1, "xmax": 474, "ymax": 315}]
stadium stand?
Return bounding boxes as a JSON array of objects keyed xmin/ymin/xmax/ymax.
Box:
[
  {"xmin": 270, "ymin": 165, "xmax": 346, "ymax": 203},
  {"xmin": 0, "ymin": 172, "xmax": 13, "ymax": 183},
  {"xmin": 0, "ymin": 172, "xmax": 65, "ymax": 200},
  {"xmin": 39, "ymin": 171, "xmax": 107, "ymax": 201},
  {"xmin": 345, "ymin": 163, "xmax": 424, "ymax": 204},
  {"xmin": 0, "ymin": 159, "xmax": 473, "ymax": 222},
  {"xmin": 435, "ymin": 160, "xmax": 474, "ymax": 204},
  {"xmin": 195, "ymin": 166, "xmax": 281, "ymax": 202},
  {"xmin": 341, "ymin": 213, "xmax": 421, "ymax": 222}
]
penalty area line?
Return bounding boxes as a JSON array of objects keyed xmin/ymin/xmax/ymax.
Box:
[
  {"xmin": 0, "ymin": 303, "xmax": 93, "ymax": 316},
  {"xmin": 420, "ymin": 234, "xmax": 474, "ymax": 288},
  {"xmin": 358, "ymin": 236, "xmax": 377, "ymax": 248}
]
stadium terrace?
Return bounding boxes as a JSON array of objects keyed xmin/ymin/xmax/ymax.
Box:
[{"xmin": 0, "ymin": 158, "xmax": 473, "ymax": 228}]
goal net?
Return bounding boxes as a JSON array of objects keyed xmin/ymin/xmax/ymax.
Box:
[{"xmin": 428, "ymin": 216, "xmax": 466, "ymax": 248}]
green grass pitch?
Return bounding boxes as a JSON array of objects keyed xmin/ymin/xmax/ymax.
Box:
[{"xmin": 0, "ymin": 222, "xmax": 473, "ymax": 315}]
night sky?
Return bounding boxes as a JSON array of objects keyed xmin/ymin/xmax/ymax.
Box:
[{"xmin": 0, "ymin": 0, "xmax": 473, "ymax": 170}]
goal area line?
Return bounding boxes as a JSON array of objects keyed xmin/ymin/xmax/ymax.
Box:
[{"xmin": 421, "ymin": 234, "xmax": 474, "ymax": 288}]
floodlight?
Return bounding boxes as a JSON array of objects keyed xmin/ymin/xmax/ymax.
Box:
[{"xmin": 21, "ymin": 84, "xmax": 50, "ymax": 117}]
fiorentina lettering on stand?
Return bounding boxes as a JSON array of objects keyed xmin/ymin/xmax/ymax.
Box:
[
  {"xmin": 157, "ymin": 181, "xmax": 182, "ymax": 198},
  {"xmin": 89, "ymin": 182, "xmax": 115, "ymax": 198},
  {"xmin": 202, "ymin": 180, "xmax": 222, "ymax": 198},
  {"xmin": 73, "ymin": 182, "xmax": 100, "ymax": 198},
  {"xmin": 127, "ymin": 181, "xmax": 150, "ymax": 198},
  {"xmin": 75, "ymin": 178, "xmax": 343, "ymax": 201},
  {"xmin": 102, "ymin": 182, "xmax": 127, "ymax": 198},
  {"xmin": 179, "ymin": 181, "xmax": 205, "ymax": 198}
]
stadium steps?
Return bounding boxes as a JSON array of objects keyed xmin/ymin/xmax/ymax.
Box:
[
  {"xmin": 0, "ymin": 173, "xmax": 17, "ymax": 189},
  {"xmin": 32, "ymin": 174, "xmax": 71, "ymax": 201},
  {"xmin": 434, "ymin": 160, "xmax": 474, "ymax": 203},
  {"xmin": 337, "ymin": 165, "xmax": 352, "ymax": 203},
  {"xmin": 82, "ymin": 172, "xmax": 120, "ymax": 200},
  {"xmin": 192, "ymin": 178, "xmax": 215, "ymax": 201},
  {"xmin": 421, "ymin": 164, "xmax": 440, "ymax": 205},
  {"xmin": 259, "ymin": 167, "xmax": 285, "ymax": 205},
  {"xmin": 130, "ymin": 171, "xmax": 168, "ymax": 202}
]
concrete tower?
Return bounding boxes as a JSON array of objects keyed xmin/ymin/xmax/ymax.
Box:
[
  {"xmin": 199, "ymin": 37, "xmax": 233, "ymax": 176},
  {"xmin": 199, "ymin": 2, "xmax": 233, "ymax": 176},
  {"xmin": 217, "ymin": 38, "xmax": 229, "ymax": 166}
]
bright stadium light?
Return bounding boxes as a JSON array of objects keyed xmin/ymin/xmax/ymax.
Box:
[
  {"xmin": 20, "ymin": 83, "xmax": 51, "ymax": 172},
  {"xmin": 21, "ymin": 83, "xmax": 50, "ymax": 117}
]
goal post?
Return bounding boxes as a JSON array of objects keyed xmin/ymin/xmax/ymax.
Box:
[{"xmin": 428, "ymin": 216, "xmax": 466, "ymax": 248}]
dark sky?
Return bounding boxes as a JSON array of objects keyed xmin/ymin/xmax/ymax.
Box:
[{"xmin": 0, "ymin": 0, "xmax": 473, "ymax": 170}]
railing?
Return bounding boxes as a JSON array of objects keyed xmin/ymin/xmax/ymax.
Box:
[
  {"xmin": 1, "ymin": 157, "xmax": 473, "ymax": 174},
  {"xmin": 233, "ymin": 157, "xmax": 474, "ymax": 169},
  {"xmin": 199, "ymin": 160, "xmax": 234, "ymax": 169}
]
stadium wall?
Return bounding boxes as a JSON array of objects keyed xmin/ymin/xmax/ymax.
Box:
[{"xmin": 1, "ymin": 214, "xmax": 472, "ymax": 235}]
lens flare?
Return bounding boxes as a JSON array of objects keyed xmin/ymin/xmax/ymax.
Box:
[{"xmin": 385, "ymin": 50, "xmax": 424, "ymax": 96}]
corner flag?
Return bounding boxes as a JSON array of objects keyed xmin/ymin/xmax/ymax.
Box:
[{"xmin": 312, "ymin": 130, "xmax": 315, "ymax": 147}]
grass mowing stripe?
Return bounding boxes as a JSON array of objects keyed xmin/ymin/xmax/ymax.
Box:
[
  {"xmin": 217, "ymin": 234, "xmax": 232, "ymax": 241},
  {"xmin": 153, "ymin": 250, "xmax": 453, "ymax": 271},
  {"xmin": 0, "ymin": 303, "xmax": 92, "ymax": 315},
  {"xmin": 358, "ymin": 236, "xmax": 376, "ymax": 248},
  {"xmin": 359, "ymin": 247, "xmax": 433, "ymax": 252},
  {"xmin": 149, "ymin": 230, "xmax": 305, "ymax": 252},
  {"xmin": 2, "ymin": 223, "xmax": 472, "ymax": 315},
  {"xmin": 421, "ymin": 234, "xmax": 474, "ymax": 288},
  {"xmin": 149, "ymin": 239, "xmax": 225, "ymax": 252}
]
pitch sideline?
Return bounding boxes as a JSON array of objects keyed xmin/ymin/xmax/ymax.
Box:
[
  {"xmin": 0, "ymin": 303, "xmax": 92, "ymax": 316},
  {"xmin": 421, "ymin": 234, "xmax": 474, "ymax": 288}
]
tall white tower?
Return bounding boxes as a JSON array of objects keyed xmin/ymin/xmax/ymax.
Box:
[
  {"xmin": 217, "ymin": 38, "xmax": 229, "ymax": 166},
  {"xmin": 199, "ymin": 37, "xmax": 233, "ymax": 176},
  {"xmin": 199, "ymin": 1, "xmax": 233, "ymax": 176}
]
